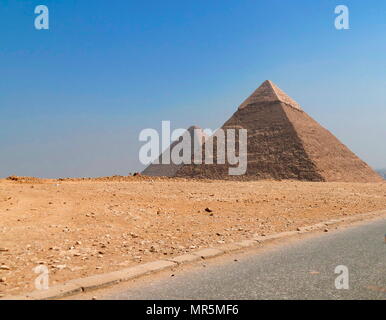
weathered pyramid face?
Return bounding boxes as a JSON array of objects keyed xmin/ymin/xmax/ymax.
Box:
[
  {"xmin": 142, "ymin": 126, "xmax": 207, "ymax": 177},
  {"xmin": 176, "ymin": 80, "xmax": 382, "ymax": 182}
]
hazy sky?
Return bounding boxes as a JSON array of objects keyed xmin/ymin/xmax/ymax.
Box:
[{"xmin": 1, "ymin": 0, "xmax": 385, "ymax": 178}]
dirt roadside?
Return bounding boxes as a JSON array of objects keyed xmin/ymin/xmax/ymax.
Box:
[
  {"xmin": 1, "ymin": 176, "xmax": 386, "ymax": 296},
  {"xmin": 64, "ymin": 213, "xmax": 386, "ymax": 300}
]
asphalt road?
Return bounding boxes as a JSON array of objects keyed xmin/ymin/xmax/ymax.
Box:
[{"xmin": 105, "ymin": 218, "xmax": 386, "ymax": 300}]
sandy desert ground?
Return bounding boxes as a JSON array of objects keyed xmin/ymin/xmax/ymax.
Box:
[{"xmin": 1, "ymin": 175, "xmax": 386, "ymax": 296}]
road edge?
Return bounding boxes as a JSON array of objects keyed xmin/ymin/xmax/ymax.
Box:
[{"xmin": 2, "ymin": 209, "xmax": 386, "ymax": 300}]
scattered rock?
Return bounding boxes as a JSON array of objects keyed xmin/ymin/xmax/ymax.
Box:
[
  {"xmin": 205, "ymin": 208, "xmax": 213, "ymax": 213},
  {"xmin": 149, "ymin": 246, "xmax": 157, "ymax": 253},
  {"xmin": 54, "ymin": 264, "xmax": 66, "ymax": 270},
  {"xmin": 0, "ymin": 265, "xmax": 10, "ymax": 270}
]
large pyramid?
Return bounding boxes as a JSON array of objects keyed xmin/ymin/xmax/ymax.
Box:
[
  {"xmin": 142, "ymin": 126, "xmax": 207, "ymax": 177},
  {"xmin": 176, "ymin": 80, "xmax": 382, "ymax": 182}
]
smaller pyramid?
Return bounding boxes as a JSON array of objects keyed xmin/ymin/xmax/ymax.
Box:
[{"xmin": 142, "ymin": 126, "xmax": 207, "ymax": 177}]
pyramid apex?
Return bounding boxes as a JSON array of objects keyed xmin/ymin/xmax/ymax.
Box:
[
  {"xmin": 238, "ymin": 80, "xmax": 302, "ymax": 111},
  {"xmin": 187, "ymin": 125, "xmax": 201, "ymax": 131}
]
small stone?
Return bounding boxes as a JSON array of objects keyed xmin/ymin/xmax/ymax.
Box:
[
  {"xmin": 0, "ymin": 277, "xmax": 6, "ymax": 282},
  {"xmin": 324, "ymin": 228, "xmax": 329, "ymax": 232},
  {"xmin": 0, "ymin": 265, "xmax": 10, "ymax": 270},
  {"xmin": 205, "ymin": 208, "xmax": 213, "ymax": 213},
  {"xmin": 0, "ymin": 248, "xmax": 9, "ymax": 252},
  {"xmin": 55, "ymin": 264, "xmax": 66, "ymax": 270}
]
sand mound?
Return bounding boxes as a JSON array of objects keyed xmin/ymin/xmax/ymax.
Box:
[{"xmin": 5, "ymin": 176, "xmax": 47, "ymax": 184}]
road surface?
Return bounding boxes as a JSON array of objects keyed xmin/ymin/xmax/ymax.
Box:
[{"xmin": 102, "ymin": 218, "xmax": 386, "ymax": 300}]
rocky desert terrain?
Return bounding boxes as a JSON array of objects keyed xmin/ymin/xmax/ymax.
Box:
[{"xmin": 1, "ymin": 175, "xmax": 386, "ymax": 296}]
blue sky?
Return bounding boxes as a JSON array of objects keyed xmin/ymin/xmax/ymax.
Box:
[{"xmin": 1, "ymin": 0, "xmax": 385, "ymax": 178}]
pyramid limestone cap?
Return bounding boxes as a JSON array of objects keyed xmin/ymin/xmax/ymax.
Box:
[
  {"xmin": 187, "ymin": 125, "xmax": 202, "ymax": 132},
  {"xmin": 238, "ymin": 80, "xmax": 302, "ymax": 111},
  {"xmin": 186, "ymin": 125, "xmax": 208, "ymax": 140}
]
